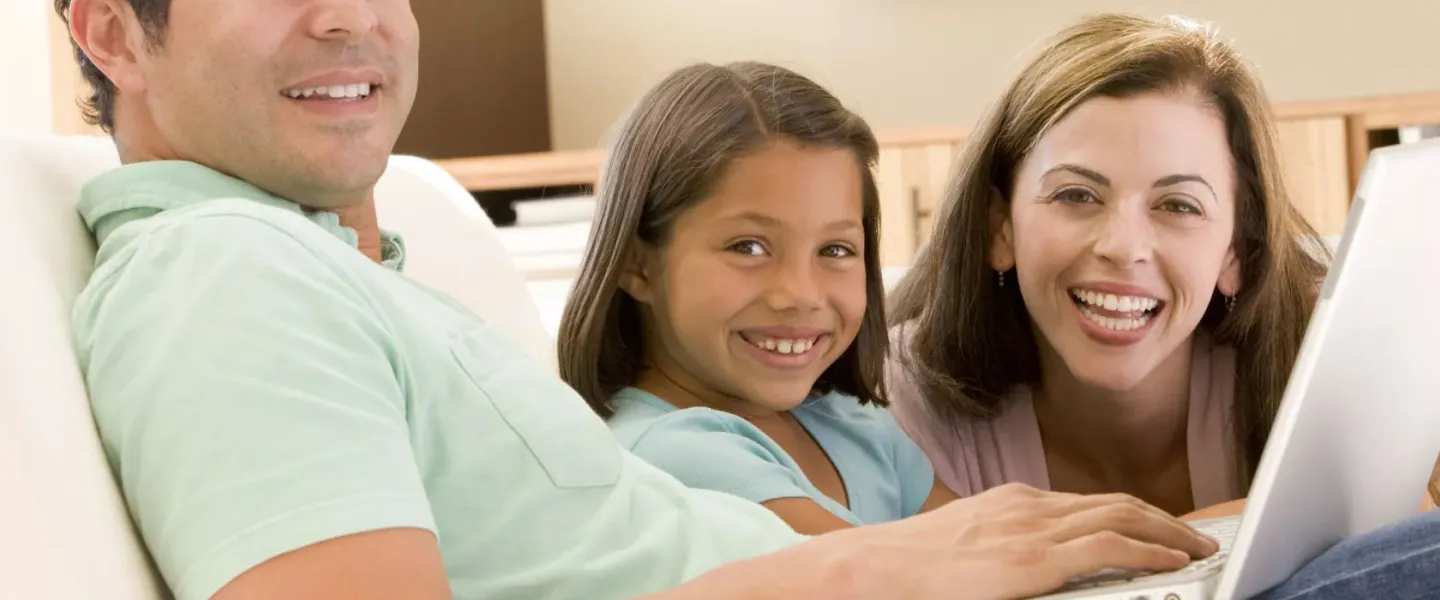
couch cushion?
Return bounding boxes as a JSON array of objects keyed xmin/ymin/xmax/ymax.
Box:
[{"xmin": 0, "ymin": 133, "xmax": 553, "ymax": 599}]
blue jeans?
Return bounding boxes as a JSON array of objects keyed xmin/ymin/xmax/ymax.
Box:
[{"xmin": 1253, "ymin": 510, "xmax": 1440, "ymax": 599}]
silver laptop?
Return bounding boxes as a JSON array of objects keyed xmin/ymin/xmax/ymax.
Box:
[{"xmin": 1040, "ymin": 138, "xmax": 1440, "ymax": 600}]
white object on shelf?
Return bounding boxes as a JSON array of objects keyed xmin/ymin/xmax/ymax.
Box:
[{"xmin": 513, "ymin": 195, "xmax": 596, "ymax": 226}]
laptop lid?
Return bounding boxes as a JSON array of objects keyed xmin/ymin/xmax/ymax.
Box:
[{"xmin": 1217, "ymin": 138, "xmax": 1440, "ymax": 599}]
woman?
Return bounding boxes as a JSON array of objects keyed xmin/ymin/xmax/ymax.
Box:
[{"xmin": 885, "ymin": 13, "xmax": 1439, "ymax": 519}]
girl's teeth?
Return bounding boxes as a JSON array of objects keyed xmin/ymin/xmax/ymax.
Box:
[{"xmin": 750, "ymin": 337, "xmax": 817, "ymax": 355}]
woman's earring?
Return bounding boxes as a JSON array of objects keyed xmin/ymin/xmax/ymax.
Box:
[
  {"xmin": 1225, "ymin": 294, "xmax": 1237, "ymax": 312},
  {"xmin": 997, "ymin": 269, "xmax": 1006, "ymax": 287}
]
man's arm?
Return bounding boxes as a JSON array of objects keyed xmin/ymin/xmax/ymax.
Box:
[
  {"xmin": 649, "ymin": 483, "xmax": 1221, "ymax": 600},
  {"xmin": 213, "ymin": 529, "xmax": 449, "ymax": 600},
  {"xmin": 77, "ymin": 215, "xmax": 446, "ymax": 600}
]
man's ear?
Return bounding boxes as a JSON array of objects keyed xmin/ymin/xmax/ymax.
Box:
[
  {"xmin": 1217, "ymin": 245, "xmax": 1242, "ymax": 297},
  {"xmin": 988, "ymin": 185, "xmax": 1016, "ymax": 272},
  {"xmin": 617, "ymin": 243, "xmax": 656, "ymax": 304},
  {"xmin": 68, "ymin": 0, "xmax": 152, "ymax": 95}
]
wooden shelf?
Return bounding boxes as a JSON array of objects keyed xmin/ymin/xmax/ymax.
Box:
[
  {"xmin": 447, "ymin": 91, "xmax": 1440, "ymax": 270},
  {"xmin": 433, "ymin": 149, "xmax": 605, "ymax": 192}
]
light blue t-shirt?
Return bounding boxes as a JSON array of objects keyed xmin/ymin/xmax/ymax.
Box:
[
  {"xmin": 608, "ymin": 387, "xmax": 937, "ymax": 526},
  {"xmin": 69, "ymin": 161, "xmax": 805, "ymax": 600}
]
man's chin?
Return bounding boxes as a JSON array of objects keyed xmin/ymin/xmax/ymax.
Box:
[{"xmin": 283, "ymin": 152, "xmax": 390, "ymax": 204}]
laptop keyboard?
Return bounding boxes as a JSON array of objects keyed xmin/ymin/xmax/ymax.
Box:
[{"xmin": 1055, "ymin": 516, "xmax": 1241, "ymax": 592}]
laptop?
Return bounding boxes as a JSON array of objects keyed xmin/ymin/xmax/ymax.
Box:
[{"xmin": 1040, "ymin": 137, "xmax": 1440, "ymax": 600}]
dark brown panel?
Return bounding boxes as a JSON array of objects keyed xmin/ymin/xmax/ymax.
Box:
[{"xmin": 394, "ymin": 0, "xmax": 551, "ymax": 159}]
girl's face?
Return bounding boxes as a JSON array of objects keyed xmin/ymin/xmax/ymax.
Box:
[
  {"xmin": 994, "ymin": 91, "xmax": 1243, "ymax": 391},
  {"xmin": 625, "ymin": 139, "xmax": 868, "ymax": 412}
]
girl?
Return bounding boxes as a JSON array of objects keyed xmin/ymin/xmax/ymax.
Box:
[
  {"xmin": 558, "ymin": 61, "xmax": 958, "ymax": 534},
  {"xmin": 885, "ymin": 13, "xmax": 1440, "ymax": 518}
]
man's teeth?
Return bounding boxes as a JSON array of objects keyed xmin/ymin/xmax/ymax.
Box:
[
  {"xmin": 748, "ymin": 336, "xmax": 818, "ymax": 355},
  {"xmin": 1070, "ymin": 289, "xmax": 1159, "ymax": 312},
  {"xmin": 283, "ymin": 83, "xmax": 373, "ymax": 99},
  {"xmin": 1078, "ymin": 306, "xmax": 1153, "ymax": 332}
]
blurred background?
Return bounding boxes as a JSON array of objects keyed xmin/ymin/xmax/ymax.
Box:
[{"xmin": 8, "ymin": 0, "xmax": 1439, "ymax": 334}]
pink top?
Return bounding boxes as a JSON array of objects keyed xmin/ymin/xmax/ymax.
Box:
[{"xmin": 884, "ymin": 328, "xmax": 1243, "ymax": 509}]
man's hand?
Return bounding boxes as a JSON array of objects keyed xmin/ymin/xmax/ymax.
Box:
[{"xmin": 737, "ymin": 483, "xmax": 1220, "ymax": 600}]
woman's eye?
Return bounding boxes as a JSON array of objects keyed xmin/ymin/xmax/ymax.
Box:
[
  {"xmin": 1052, "ymin": 187, "xmax": 1099, "ymax": 204},
  {"xmin": 728, "ymin": 240, "xmax": 767, "ymax": 256},
  {"xmin": 1159, "ymin": 198, "xmax": 1203, "ymax": 215},
  {"xmin": 820, "ymin": 244, "xmax": 857, "ymax": 259}
]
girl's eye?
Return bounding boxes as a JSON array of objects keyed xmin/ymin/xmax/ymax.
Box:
[
  {"xmin": 819, "ymin": 244, "xmax": 857, "ymax": 259},
  {"xmin": 728, "ymin": 239, "xmax": 767, "ymax": 256},
  {"xmin": 1052, "ymin": 187, "xmax": 1099, "ymax": 205},
  {"xmin": 1159, "ymin": 198, "xmax": 1203, "ymax": 216}
]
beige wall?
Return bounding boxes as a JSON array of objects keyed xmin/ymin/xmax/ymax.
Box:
[
  {"xmin": 543, "ymin": 0, "xmax": 1440, "ymax": 150},
  {"xmin": 1, "ymin": 1, "xmax": 54, "ymax": 133}
]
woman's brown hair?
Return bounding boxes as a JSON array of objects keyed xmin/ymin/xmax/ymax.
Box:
[
  {"xmin": 558, "ymin": 61, "xmax": 888, "ymax": 419},
  {"xmin": 887, "ymin": 14, "xmax": 1330, "ymax": 482}
]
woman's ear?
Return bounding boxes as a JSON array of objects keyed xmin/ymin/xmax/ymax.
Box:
[
  {"xmin": 988, "ymin": 186, "xmax": 1016, "ymax": 272},
  {"xmin": 1217, "ymin": 246, "xmax": 1242, "ymax": 297},
  {"xmin": 618, "ymin": 244, "xmax": 656, "ymax": 304}
]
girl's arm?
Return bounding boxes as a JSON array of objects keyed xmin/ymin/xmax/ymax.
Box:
[{"xmin": 761, "ymin": 498, "xmax": 857, "ymax": 535}]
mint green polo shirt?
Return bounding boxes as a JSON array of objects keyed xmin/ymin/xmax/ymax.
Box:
[{"xmin": 70, "ymin": 161, "xmax": 804, "ymax": 600}]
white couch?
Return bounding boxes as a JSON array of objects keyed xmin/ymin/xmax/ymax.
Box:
[{"xmin": 0, "ymin": 133, "xmax": 557, "ymax": 599}]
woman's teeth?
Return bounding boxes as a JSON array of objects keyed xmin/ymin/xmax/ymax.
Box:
[
  {"xmin": 745, "ymin": 336, "xmax": 818, "ymax": 355},
  {"xmin": 1070, "ymin": 289, "xmax": 1159, "ymax": 312},
  {"xmin": 1070, "ymin": 288, "xmax": 1160, "ymax": 332},
  {"xmin": 1078, "ymin": 306, "xmax": 1152, "ymax": 331}
]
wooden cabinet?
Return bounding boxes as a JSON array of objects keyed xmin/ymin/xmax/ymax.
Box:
[
  {"xmin": 394, "ymin": 0, "xmax": 551, "ymax": 159},
  {"xmin": 46, "ymin": 2, "xmax": 554, "ymax": 159}
]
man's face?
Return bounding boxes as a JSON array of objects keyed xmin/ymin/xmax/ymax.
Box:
[{"xmin": 128, "ymin": 0, "xmax": 419, "ymax": 208}]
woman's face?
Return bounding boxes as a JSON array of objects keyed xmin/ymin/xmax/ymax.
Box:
[{"xmin": 994, "ymin": 91, "xmax": 1243, "ymax": 390}]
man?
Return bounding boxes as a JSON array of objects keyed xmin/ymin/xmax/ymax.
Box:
[{"xmin": 56, "ymin": 1, "xmax": 1436, "ymax": 599}]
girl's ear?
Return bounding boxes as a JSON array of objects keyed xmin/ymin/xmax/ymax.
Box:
[
  {"xmin": 1217, "ymin": 245, "xmax": 1242, "ymax": 297},
  {"xmin": 618, "ymin": 243, "xmax": 656, "ymax": 304},
  {"xmin": 988, "ymin": 185, "xmax": 1016, "ymax": 272}
]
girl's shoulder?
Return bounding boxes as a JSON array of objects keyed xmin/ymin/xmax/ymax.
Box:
[{"xmin": 606, "ymin": 387, "xmax": 770, "ymax": 451}]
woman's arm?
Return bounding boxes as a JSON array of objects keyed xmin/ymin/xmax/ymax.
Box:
[
  {"xmin": 1425, "ymin": 457, "xmax": 1439, "ymax": 512},
  {"xmin": 1180, "ymin": 499, "xmax": 1247, "ymax": 522}
]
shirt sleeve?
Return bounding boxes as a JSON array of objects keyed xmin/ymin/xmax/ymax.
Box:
[
  {"xmin": 626, "ymin": 409, "xmax": 811, "ymax": 506},
  {"xmin": 884, "ymin": 326, "xmax": 977, "ymax": 497},
  {"xmin": 75, "ymin": 214, "xmax": 437, "ymax": 600},
  {"xmin": 884, "ymin": 411, "xmax": 938, "ymax": 517}
]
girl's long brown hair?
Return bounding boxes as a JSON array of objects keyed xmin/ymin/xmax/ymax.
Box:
[
  {"xmin": 888, "ymin": 14, "xmax": 1330, "ymax": 484},
  {"xmin": 558, "ymin": 61, "xmax": 888, "ymax": 419}
]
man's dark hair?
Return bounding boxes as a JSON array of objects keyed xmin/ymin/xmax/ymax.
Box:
[{"xmin": 53, "ymin": 0, "xmax": 171, "ymax": 132}]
